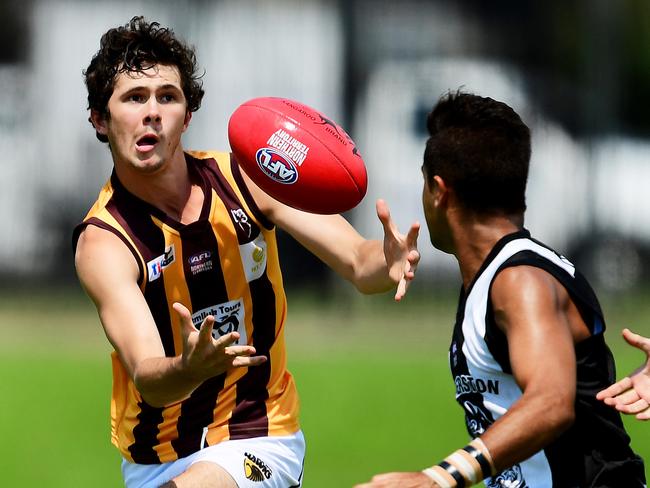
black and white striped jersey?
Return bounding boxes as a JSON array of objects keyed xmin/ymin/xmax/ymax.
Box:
[{"xmin": 449, "ymin": 229, "xmax": 645, "ymax": 487}]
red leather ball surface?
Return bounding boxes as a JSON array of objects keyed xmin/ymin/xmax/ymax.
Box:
[{"xmin": 228, "ymin": 97, "xmax": 367, "ymax": 214}]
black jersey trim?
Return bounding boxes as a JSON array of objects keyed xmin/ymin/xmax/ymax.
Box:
[{"xmin": 463, "ymin": 229, "xmax": 530, "ymax": 297}]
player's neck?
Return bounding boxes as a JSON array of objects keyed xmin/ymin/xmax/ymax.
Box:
[
  {"xmin": 452, "ymin": 213, "xmax": 523, "ymax": 290},
  {"xmin": 115, "ymin": 150, "xmax": 203, "ymax": 223}
]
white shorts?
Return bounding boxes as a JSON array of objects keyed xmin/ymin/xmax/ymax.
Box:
[{"xmin": 121, "ymin": 430, "xmax": 305, "ymax": 488}]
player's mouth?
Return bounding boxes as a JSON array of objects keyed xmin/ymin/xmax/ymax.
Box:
[{"xmin": 135, "ymin": 134, "xmax": 160, "ymax": 153}]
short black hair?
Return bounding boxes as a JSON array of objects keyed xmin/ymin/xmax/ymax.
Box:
[
  {"xmin": 423, "ymin": 91, "xmax": 531, "ymax": 214},
  {"xmin": 83, "ymin": 16, "xmax": 205, "ymax": 142}
]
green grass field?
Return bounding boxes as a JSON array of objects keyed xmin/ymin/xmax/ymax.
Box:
[{"xmin": 1, "ymin": 284, "xmax": 648, "ymax": 486}]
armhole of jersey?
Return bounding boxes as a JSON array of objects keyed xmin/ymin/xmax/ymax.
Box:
[
  {"xmin": 486, "ymin": 250, "xmax": 606, "ymax": 372},
  {"xmin": 504, "ymin": 252, "xmax": 604, "ymax": 332},
  {"xmin": 74, "ymin": 218, "xmax": 145, "ymax": 286},
  {"xmin": 229, "ymin": 153, "xmax": 275, "ymax": 230}
]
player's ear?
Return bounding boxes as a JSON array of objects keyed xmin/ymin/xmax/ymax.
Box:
[
  {"xmin": 431, "ymin": 175, "xmax": 449, "ymax": 207},
  {"xmin": 89, "ymin": 109, "xmax": 109, "ymax": 136},
  {"xmin": 182, "ymin": 111, "xmax": 192, "ymax": 132}
]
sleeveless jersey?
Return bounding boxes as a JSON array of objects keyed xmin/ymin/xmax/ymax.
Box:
[
  {"xmin": 449, "ymin": 229, "xmax": 645, "ymax": 487},
  {"xmin": 73, "ymin": 151, "xmax": 300, "ymax": 464}
]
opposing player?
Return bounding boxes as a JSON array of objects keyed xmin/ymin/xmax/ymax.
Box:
[
  {"xmin": 356, "ymin": 92, "xmax": 645, "ymax": 487},
  {"xmin": 597, "ymin": 328, "xmax": 650, "ymax": 420},
  {"xmin": 73, "ymin": 16, "xmax": 419, "ymax": 488}
]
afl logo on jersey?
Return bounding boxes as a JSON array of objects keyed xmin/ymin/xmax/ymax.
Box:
[
  {"xmin": 188, "ymin": 251, "xmax": 213, "ymax": 275},
  {"xmin": 256, "ymin": 148, "xmax": 298, "ymax": 184}
]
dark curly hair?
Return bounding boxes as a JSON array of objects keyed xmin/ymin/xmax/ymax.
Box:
[
  {"xmin": 423, "ymin": 91, "xmax": 531, "ymax": 215},
  {"xmin": 84, "ymin": 16, "xmax": 205, "ymax": 142}
]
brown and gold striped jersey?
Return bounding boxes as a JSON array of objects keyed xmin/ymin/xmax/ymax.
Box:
[{"xmin": 73, "ymin": 151, "xmax": 300, "ymax": 464}]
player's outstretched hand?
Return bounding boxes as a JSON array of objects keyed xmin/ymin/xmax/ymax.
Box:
[
  {"xmin": 173, "ymin": 302, "xmax": 267, "ymax": 381},
  {"xmin": 376, "ymin": 199, "xmax": 420, "ymax": 302},
  {"xmin": 355, "ymin": 471, "xmax": 437, "ymax": 488},
  {"xmin": 596, "ymin": 328, "xmax": 650, "ymax": 420}
]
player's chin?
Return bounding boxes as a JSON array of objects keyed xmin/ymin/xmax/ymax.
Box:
[{"xmin": 133, "ymin": 154, "xmax": 167, "ymax": 173}]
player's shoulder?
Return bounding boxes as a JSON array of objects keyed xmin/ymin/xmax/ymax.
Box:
[
  {"xmin": 75, "ymin": 224, "xmax": 131, "ymax": 260},
  {"xmin": 75, "ymin": 224, "xmax": 140, "ymax": 285},
  {"xmin": 491, "ymin": 264, "xmax": 562, "ymax": 310},
  {"xmin": 494, "ymin": 263, "xmax": 553, "ymax": 286}
]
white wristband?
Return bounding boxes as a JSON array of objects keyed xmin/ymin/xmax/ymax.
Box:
[{"xmin": 422, "ymin": 467, "xmax": 453, "ymax": 488}]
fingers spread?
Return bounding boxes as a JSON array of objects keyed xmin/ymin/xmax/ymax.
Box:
[
  {"xmin": 596, "ymin": 377, "xmax": 633, "ymax": 400},
  {"xmin": 376, "ymin": 199, "xmax": 395, "ymax": 236},
  {"xmin": 196, "ymin": 315, "xmax": 217, "ymax": 344},
  {"xmin": 612, "ymin": 387, "xmax": 641, "ymax": 406},
  {"xmin": 636, "ymin": 408, "xmax": 650, "ymax": 421},
  {"xmin": 617, "ymin": 398, "xmax": 649, "ymax": 415},
  {"xmin": 623, "ymin": 328, "xmax": 645, "ymax": 349},
  {"xmin": 224, "ymin": 344, "xmax": 257, "ymax": 357},
  {"xmin": 173, "ymin": 302, "xmax": 199, "ymax": 339},
  {"xmin": 232, "ymin": 355, "xmax": 268, "ymax": 368},
  {"xmin": 394, "ymin": 279, "xmax": 407, "ymax": 302},
  {"xmin": 214, "ymin": 331, "xmax": 241, "ymax": 349},
  {"xmin": 407, "ymin": 221, "xmax": 421, "ymax": 246}
]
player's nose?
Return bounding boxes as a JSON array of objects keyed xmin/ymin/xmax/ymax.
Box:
[{"xmin": 143, "ymin": 99, "xmax": 162, "ymax": 124}]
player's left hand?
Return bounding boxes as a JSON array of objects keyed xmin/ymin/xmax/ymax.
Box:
[
  {"xmin": 376, "ymin": 199, "xmax": 420, "ymax": 301},
  {"xmin": 354, "ymin": 471, "xmax": 437, "ymax": 487},
  {"xmin": 596, "ymin": 328, "xmax": 650, "ymax": 420}
]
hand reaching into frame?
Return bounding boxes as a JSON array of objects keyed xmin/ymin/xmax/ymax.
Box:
[
  {"xmin": 376, "ymin": 199, "xmax": 421, "ymax": 301},
  {"xmin": 354, "ymin": 471, "xmax": 437, "ymax": 488},
  {"xmin": 597, "ymin": 328, "xmax": 650, "ymax": 420}
]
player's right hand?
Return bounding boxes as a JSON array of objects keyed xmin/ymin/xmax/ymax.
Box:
[{"xmin": 173, "ymin": 302, "xmax": 267, "ymax": 381}]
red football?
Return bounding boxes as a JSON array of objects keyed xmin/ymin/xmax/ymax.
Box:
[{"xmin": 227, "ymin": 97, "xmax": 367, "ymax": 214}]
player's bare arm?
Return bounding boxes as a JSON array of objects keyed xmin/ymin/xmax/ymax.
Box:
[
  {"xmin": 241, "ymin": 169, "xmax": 420, "ymax": 300},
  {"xmin": 75, "ymin": 225, "xmax": 266, "ymax": 408},
  {"xmin": 479, "ymin": 265, "xmax": 587, "ymax": 470},
  {"xmin": 597, "ymin": 328, "xmax": 650, "ymax": 420}
]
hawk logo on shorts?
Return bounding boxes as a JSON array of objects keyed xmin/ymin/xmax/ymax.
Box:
[{"xmin": 244, "ymin": 452, "xmax": 272, "ymax": 482}]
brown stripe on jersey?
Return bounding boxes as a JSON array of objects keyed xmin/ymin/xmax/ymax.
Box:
[
  {"xmin": 172, "ymin": 375, "xmax": 227, "ymax": 457},
  {"xmin": 228, "ymin": 273, "xmax": 275, "ymax": 439},
  {"xmin": 171, "ymin": 220, "xmax": 229, "ymax": 458},
  {"xmin": 105, "ymin": 198, "xmax": 172, "ymax": 464},
  {"xmin": 105, "ymin": 200, "xmax": 176, "ymax": 357},
  {"xmin": 203, "ymin": 156, "xmax": 277, "ymax": 439},
  {"xmin": 203, "ymin": 155, "xmax": 272, "ymax": 238},
  {"xmin": 128, "ymin": 402, "xmax": 165, "ymax": 464}
]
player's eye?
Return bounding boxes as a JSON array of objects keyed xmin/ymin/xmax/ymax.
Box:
[
  {"xmin": 159, "ymin": 93, "xmax": 177, "ymax": 103},
  {"xmin": 127, "ymin": 94, "xmax": 146, "ymax": 103}
]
